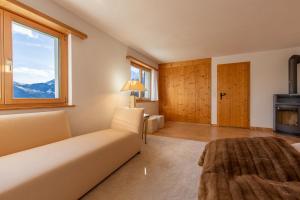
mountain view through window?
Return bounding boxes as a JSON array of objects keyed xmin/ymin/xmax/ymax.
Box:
[{"xmin": 12, "ymin": 22, "xmax": 59, "ymax": 99}]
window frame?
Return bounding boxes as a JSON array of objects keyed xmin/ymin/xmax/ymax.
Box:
[
  {"xmin": 0, "ymin": 9, "xmax": 4, "ymax": 106},
  {"xmin": 130, "ymin": 62, "xmax": 152, "ymax": 101},
  {"xmin": 0, "ymin": 10, "xmax": 68, "ymax": 109}
]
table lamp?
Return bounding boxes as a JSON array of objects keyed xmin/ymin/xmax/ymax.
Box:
[{"xmin": 121, "ymin": 80, "xmax": 145, "ymax": 108}]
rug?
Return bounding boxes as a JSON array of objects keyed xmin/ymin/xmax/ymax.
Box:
[{"xmin": 82, "ymin": 135, "xmax": 206, "ymax": 200}]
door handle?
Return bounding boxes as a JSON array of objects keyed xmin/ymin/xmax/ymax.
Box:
[{"xmin": 220, "ymin": 92, "xmax": 226, "ymax": 100}]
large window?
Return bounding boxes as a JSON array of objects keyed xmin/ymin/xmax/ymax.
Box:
[
  {"xmin": 12, "ymin": 22, "xmax": 59, "ymax": 99},
  {"xmin": 130, "ymin": 63, "xmax": 151, "ymax": 100},
  {"xmin": 0, "ymin": 10, "xmax": 68, "ymax": 109}
]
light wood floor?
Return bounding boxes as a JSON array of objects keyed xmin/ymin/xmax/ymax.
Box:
[{"xmin": 151, "ymin": 121, "xmax": 300, "ymax": 144}]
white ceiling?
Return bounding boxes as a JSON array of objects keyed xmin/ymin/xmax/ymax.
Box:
[{"xmin": 53, "ymin": 0, "xmax": 300, "ymax": 63}]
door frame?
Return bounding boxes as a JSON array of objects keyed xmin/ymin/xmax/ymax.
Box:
[{"xmin": 217, "ymin": 61, "xmax": 250, "ymax": 128}]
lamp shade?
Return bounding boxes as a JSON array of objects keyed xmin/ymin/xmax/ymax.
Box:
[{"xmin": 121, "ymin": 80, "xmax": 145, "ymax": 92}]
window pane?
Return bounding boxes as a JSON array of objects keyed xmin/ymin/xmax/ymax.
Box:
[
  {"xmin": 12, "ymin": 22, "xmax": 59, "ymax": 99},
  {"xmin": 141, "ymin": 70, "xmax": 151, "ymax": 99},
  {"xmin": 130, "ymin": 66, "xmax": 140, "ymax": 97},
  {"xmin": 130, "ymin": 66, "xmax": 140, "ymax": 81}
]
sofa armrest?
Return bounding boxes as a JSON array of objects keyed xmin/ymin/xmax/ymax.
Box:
[{"xmin": 111, "ymin": 107, "xmax": 144, "ymax": 134}]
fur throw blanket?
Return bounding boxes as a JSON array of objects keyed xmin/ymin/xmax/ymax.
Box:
[{"xmin": 199, "ymin": 137, "xmax": 300, "ymax": 200}]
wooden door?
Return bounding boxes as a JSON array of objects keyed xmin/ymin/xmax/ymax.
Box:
[
  {"xmin": 217, "ymin": 62, "xmax": 250, "ymax": 128},
  {"xmin": 159, "ymin": 58, "xmax": 211, "ymax": 124}
]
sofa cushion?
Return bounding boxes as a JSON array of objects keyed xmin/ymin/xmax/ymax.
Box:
[
  {"xmin": 111, "ymin": 107, "xmax": 144, "ymax": 134},
  {"xmin": 0, "ymin": 111, "xmax": 71, "ymax": 157},
  {"xmin": 0, "ymin": 128, "xmax": 141, "ymax": 200}
]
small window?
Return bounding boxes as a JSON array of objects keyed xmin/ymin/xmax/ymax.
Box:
[
  {"xmin": 141, "ymin": 69, "xmax": 151, "ymax": 99},
  {"xmin": 130, "ymin": 66, "xmax": 140, "ymax": 81},
  {"xmin": 130, "ymin": 63, "xmax": 151, "ymax": 100},
  {"xmin": 130, "ymin": 66, "xmax": 140, "ymax": 97},
  {"xmin": 0, "ymin": 10, "xmax": 68, "ymax": 109}
]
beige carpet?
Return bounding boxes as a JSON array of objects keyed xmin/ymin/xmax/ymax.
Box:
[{"xmin": 82, "ymin": 135, "xmax": 206, "ymax": 200}]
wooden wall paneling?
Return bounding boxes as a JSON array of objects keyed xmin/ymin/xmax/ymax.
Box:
[
  {"xmin": 184, "ymin": 64, "xmax": 196, "ymax": 122},
  {"xmin": 158, "ymin": 67, "xmax": 164, "ymax": 116},
  {"xmin": 159, "ymin": 58, "xmax": 211, "ymax": 124},
  {"xmin": 195, "ymin": 61, "xmax": 211, "ymax": 123},
  {"xmin": 177, "ymin": 66, "xmax": 185, "ymax": 121},
  {"xmin": 171, "ymin": 66, "xmax": 179, "ymax": 121},
  {"xmin": 169, "ymin": 66, "xmax": 176, "ymax": 121},
  {"xmin": 159, "ymin": 65, "xmax": 168, "ymax": 119}
]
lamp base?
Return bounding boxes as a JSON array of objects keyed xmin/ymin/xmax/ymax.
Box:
[{"xmin": 129, "ymin": 95, "xmax": 136, "ymax": 108}]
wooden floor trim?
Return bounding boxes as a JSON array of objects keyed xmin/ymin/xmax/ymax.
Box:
[
  {"xmin": 211, "ymin": 124, "xmax": 273, "ymax": 132},
  {"xmin": 250, "ymin": 127, "xmax": 273, "ymax": 132},
  {"xmin": 153, "ymin": 121, "xmax": 300, "ymax": 144}
]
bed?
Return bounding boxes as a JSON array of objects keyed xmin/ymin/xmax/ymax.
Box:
[{"xmin": 199, "ymin": 137, "xmax": 300, "ymax": 200}]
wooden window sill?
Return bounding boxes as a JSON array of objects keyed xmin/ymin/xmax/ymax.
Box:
[{"xmin": 0, "ymin": 104, "xmax": 75, "ymax": 111}]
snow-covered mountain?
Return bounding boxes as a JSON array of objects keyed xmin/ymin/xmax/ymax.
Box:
[{"xmin": 14, "ymin": 79, "xmax": 55, "ymax": 98}]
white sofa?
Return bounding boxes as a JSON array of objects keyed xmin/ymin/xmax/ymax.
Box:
[{"xmin": 0, "ymin": 108, "xmax": 144, "ymax": 200}]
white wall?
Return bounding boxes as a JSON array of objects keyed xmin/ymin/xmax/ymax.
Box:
[
  {"xmin": 5, "ymin": 0, "xmax": 296, "ymax": 130},
  {"xmin": 211, "ymin": 47, "xmax": 300, "ymax": 128},
  {"xmin": 0, "ymin": 0, "xmax": 158, "ymax": 136}
]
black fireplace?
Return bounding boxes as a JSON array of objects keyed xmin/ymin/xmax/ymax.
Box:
[
  {"xmin": 274, "ymin": 55, "xmax": 300, "ymax": 136},
  {"xmin": 274, "ymin": 94, "xmax": 300, "ymax": 135}
]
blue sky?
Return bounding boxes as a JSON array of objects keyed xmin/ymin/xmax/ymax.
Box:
[
  {"xmin": 130, "ymin": 66, "xmax": 140, "ymax": 81},
  {"xmin": 12, "ymin": 22, "xmax": 58, "ymax": 84}
]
